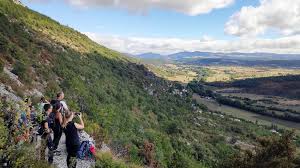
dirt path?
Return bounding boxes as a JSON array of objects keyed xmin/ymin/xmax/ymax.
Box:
[{"xmin": 52, "ymin": 133, "xmax": 95, "ymax": 168}]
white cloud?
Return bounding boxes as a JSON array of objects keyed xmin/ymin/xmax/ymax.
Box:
[
  {"xmin": 63, "ymin": 0, "xmax": 234, "ymax": 16},
  {"xmin": 85, "ymin": 32, "xmax": 300, "ymax": 54},
  {"xmin": 225, "ymin": 0, "xmax": 300, "ymax": 37}
]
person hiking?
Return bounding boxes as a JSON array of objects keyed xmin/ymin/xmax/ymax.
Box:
[
  {"xmin": 57, "ymin": 91, "xmax": 69, "ymax": 111},
  {"xmin": 63, "ymin": 111, "xmax": 84, "ymax": 168},
  {"xmin": 53, "ymin": 102, "xmax": 63, "ymax": 150},
  {"xmin": 50, "ymin": 92, "xmax": 69, "ymax": 117},
  {"xmin": 39, "ymin": 104, "xmax": 54, "ymax": 163},
  {"xmin": 56, "ymin": 92, "xmax": 69, "ymax": 110},
  {"xmin": 38, "ymin": 97, "xmax": 49, "ymax": 112}
]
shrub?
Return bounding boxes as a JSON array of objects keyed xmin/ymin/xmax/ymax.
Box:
[
  {"xmin": 0, "ymin": 99, "xmax": 51, "ymax": 168},
  {"xmin": 11, "ymin": 61, "xmax": 31, "ymax": 84},
  {"xmin": 222, "ymin": 131, "xmax": 299, "ymax": 168},
  {"xmin": 95, "ymin": 152, "xmax": 141, "ymax": 168}
]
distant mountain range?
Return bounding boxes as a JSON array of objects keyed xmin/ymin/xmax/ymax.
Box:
[
  {"xmin": 135, "ymin": 51, "xmax": 300, "ymax": 61},
  {"xmin": 134, "ymin": 51, "xmax": 300, "ymax": 68},
  {"xmin": 135, "ymin": 52, "xmax": 165, "ymax": 59}
]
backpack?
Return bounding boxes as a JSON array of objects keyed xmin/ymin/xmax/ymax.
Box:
[
  {"xmin": 50, "ymin": 99, "xmax": 60, "ymax": 106},
  {"xmin": 37, "ymin": 125, "xmax": 44, "ymax": 136},
  {"xmin": 77, "ymin": 141, "xmax": 95, "ymax": 160},
  {"xmin": 37, "ymin": 117, "xmax": 47, "ymax": 136},
  {"xmin": 37, "ymin": 113, "xmax": 55, "ymax": 135}
]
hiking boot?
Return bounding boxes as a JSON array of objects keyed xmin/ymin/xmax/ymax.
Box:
[
  {"xmin": 53, "ymin": 149, "xmax": 61, "ymax": 153},
  {"xmin": 53, "ymin": 150, "xmax": 61, "ymax": 156}
]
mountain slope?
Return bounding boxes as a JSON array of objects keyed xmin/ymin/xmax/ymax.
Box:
[{"xmin": 0, "ymin": 0, "xmax": 286, "ymax": 167}]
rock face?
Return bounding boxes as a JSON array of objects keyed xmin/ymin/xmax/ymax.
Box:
[
  {"xmin": 3, "ymin": 67, "xmax": 23, "ymax": 87},
  {"xmin": 0, "ymin": 84, "xmax": 22, "ymax": 102}
]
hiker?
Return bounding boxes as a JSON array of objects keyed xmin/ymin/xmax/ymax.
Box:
[
  {"xmin": 40, "ymin": 104, "xmax": 54, "ymax": 163},
  {"xmin": 25, "ymin": 98, "xmax": 32, "ymax": 125},
  {"xmin": 52, "ymin": 102, "xmax": 63, "ymax": 150},
  {"xmin": 63, "ymin": 111, "xmax": 84, "ymax": 168},
  {"xmin": 56, "ymin": 91, "xmax": 69, "ymax": 111},
  {"xmin": 38, "ymin": 97, "xmax": 49, "ymax": 112},
  {"xmin": 30, "ymin": 105, "xmax": 37, "ymax": 124},
  {"xmin": 56, "ymin": 92, "xmax": 69, "ymax": 110}
]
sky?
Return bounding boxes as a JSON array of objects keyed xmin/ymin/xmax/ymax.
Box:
[{"xmin": 22, "ymin": 0, "xmax": 300, "ymax": 55}]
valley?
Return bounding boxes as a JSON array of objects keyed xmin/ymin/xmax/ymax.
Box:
[
  {"xmin": 142, "ymin": 54, "xmax": 300, "ymax": 133},
  {"xmin": 148, "ymin": 64, "xmax": 300, "ymax": 83},
  {"xmin": 1, "ymin": 1, "xmax": 300, "ymax": 168},
  {"xmin": 193, "ymin": 94, "xmax": 300, "ymax": 131}
]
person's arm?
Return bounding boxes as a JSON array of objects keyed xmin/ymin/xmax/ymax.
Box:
[
  {"xmin": 58, "ymin": 113, "xmax": 63, "ymax": 125},
  {"xmin": 74, "ymin": 113, "xmax": 84, "ymax": 130},
  {"xmin": 44, "ymin": 122, "xmax": 50, "ymax": 133}
]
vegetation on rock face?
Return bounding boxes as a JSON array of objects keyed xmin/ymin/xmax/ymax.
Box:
[
  {"xmin": 95, "ymin": 152, "xmax": 141, "ymax": 168},
  {"xmin": 0, "ymin": 99, "xmax": 50, "ymax": 168},
  {"xmin": 0, "ymin": 0, "xmax": 299, "ymax": 167},
  {"xmin": 223, "ymin": 131, "xmax": 299, "ymax": 168}
]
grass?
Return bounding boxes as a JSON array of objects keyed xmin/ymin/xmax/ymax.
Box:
[
  {"xmin": 147, "ymin": 64, "xmax": 199, "ymax": 83},
  {"xmin": 147, "ymin": 64, "xmax": 300, "ymax": 84},
  {"xmin": 95, "ymin": 152, "xmax": 142, "ymax": 168},
  {"xmin": 222, "ymin": 92, "xmax": 300, "ymax": 112},
  {"xmin": 193, "ymin": 94, "xmax": 300, "ymax": 132},
  {"xmin": 201, "ymin": 66, "xmax": 300, "ymax": 82}
]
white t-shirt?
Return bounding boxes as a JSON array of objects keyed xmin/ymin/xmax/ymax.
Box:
[
  {"xmin": 60, "ymin": 100, "xmax": 69, "ymax": 110},
  {"xmin": 39, "ymin": 102, "xmax": 46, "ymax": 112}
]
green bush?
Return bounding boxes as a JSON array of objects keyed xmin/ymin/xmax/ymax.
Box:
[
  {"xmin": 222, "ymin": 131, "xmax": 298, "ymax": 168},
  {"xmin": 95, "ymin": 152, "xmax": 140, "ymax": 168},
  {"xmin": 0, "ymin": 100, "xmax": 51, "ymax": 168},
  {"xmin": 11, "ymin": 61, "xmax": 32, "ymax": 84}
]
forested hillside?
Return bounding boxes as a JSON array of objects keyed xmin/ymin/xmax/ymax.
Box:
[{"xmin": 0, "ymin": 0, "xmax": 299, "ymax": 167}]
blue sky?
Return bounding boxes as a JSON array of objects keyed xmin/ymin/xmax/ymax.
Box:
[
  {"xmin": 21, "ymin": 0, "xmax": 300, "ymax": 54},
  {"xmin": 23, "ymin": 0, "xmax": 258, "ymax": 39}
]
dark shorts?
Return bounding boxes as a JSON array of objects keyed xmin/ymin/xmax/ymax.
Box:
[{"xmin": 67, "ymin": 144, "xmax": 80, "ymax": 156}]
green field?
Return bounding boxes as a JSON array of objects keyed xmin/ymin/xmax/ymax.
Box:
[
  {"xmin": 148, "ymin": 64, "xmax": 300, "ymax": 84},
  {"xmin": 201, "ymin": 66, "xmax": 300, "ymax": 82},
  {"xmin": 193, "ymin": 94, "xmax": 300, "ymax": 131}
]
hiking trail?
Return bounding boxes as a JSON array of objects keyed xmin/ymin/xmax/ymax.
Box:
[{"xmin": 40, "ymin": 130, "xmax": 111, "ymax": 168}]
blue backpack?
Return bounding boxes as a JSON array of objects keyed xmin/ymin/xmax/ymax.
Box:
[{"xmin": 77, "ymin": 141, "xmax": 94, "ymax": 160}]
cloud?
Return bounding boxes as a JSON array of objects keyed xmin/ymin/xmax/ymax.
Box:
[
  {"xmin": 63, "ymin": 0, "xmax": 234, "ymax": 16},
  {"xmin": 225, "ymin": 0, "xmax": 300, "ymax": 37},
  {"xmin": 84, "ymin": 32, "xmax": 300, "ymax": 54}
]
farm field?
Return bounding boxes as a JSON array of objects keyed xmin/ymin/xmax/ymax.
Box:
[
  {"xmin": 148, "ymin": 64, "xmax": 198, "ymax": 83},
  {"xmin": 201, "ymin": 66, "xmax": 300, "ymax": 82},
  {"xmin": 193, "ymin": 94, "xmax": 300, "ymax": 131},
  {"xmin": 148, "ymin": 64, "xmax": 300, "ymax": 83}
]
